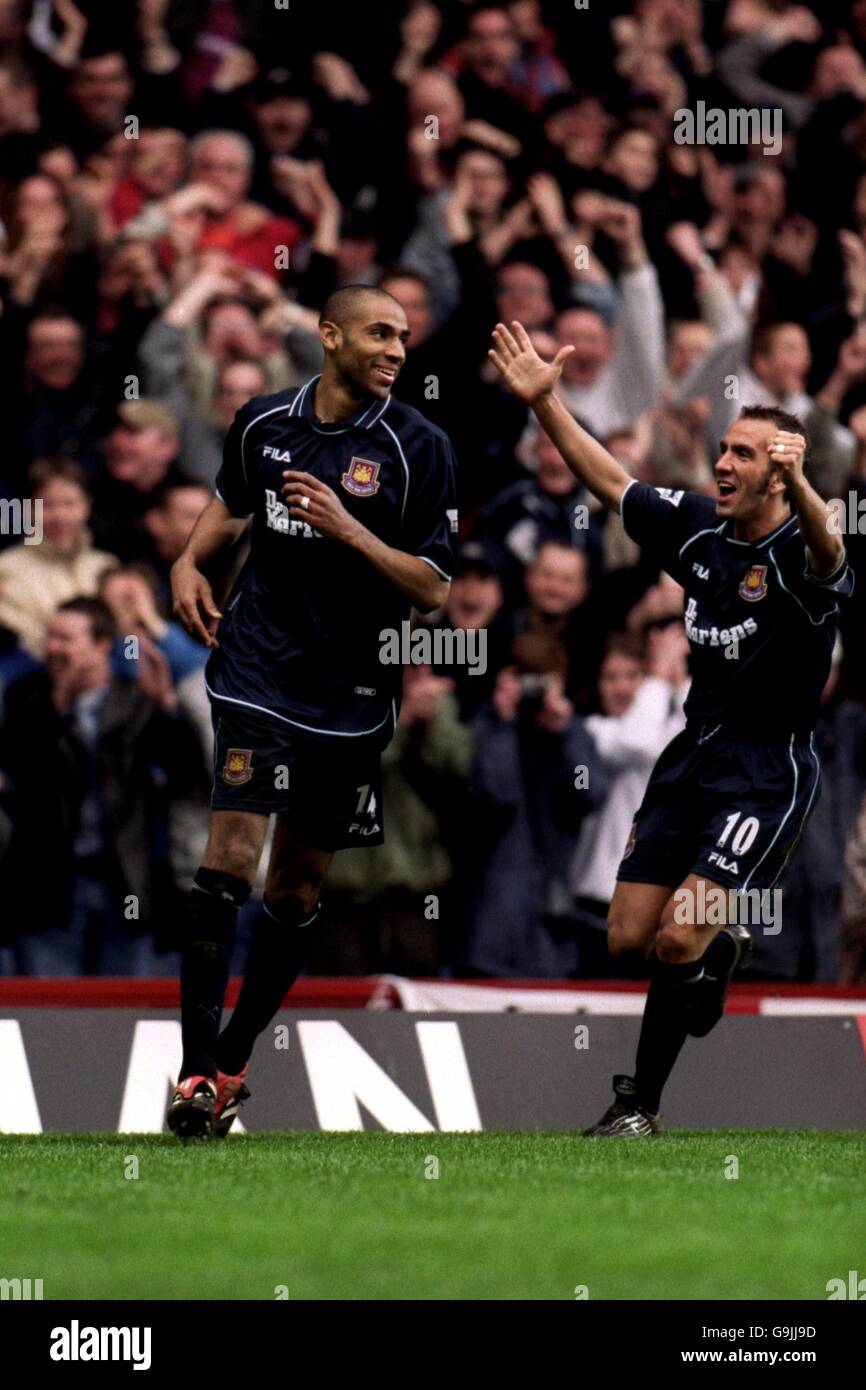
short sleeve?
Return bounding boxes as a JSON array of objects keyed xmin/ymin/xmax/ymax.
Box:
[
  {"xmin": 620, "ymin": 481, "xmax": 718, "ymax": 568},
  {"xmin": 770, "ymin": 529, "xmax": 855, "ymax": 623},
  {"xmin": 214, "ymin": 401, "xmax": 258, "ymax": 517},
  {"xmin": 403, "ymin": 430, "xmax": 459, "ymax": 581}
]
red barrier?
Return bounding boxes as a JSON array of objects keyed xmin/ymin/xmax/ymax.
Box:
[{"xmin": 0, "ymin": 977, "xmax": 865, "ymax": 1008}]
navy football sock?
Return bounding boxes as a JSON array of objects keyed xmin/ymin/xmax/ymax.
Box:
[
  {"xmin": 633, "ymin": 958, "xmax": 703, "ymax": 1114},
  {"xmin": 700, "ymin": 929, "xmax": 738, "ymax": 979},
  {"xmin": 216, "ymin": 897, "xmax": 320, "ymax": 1075},
  {"xmin": 178, "ymin": 869, "xmax": 251, "ymax": 1082}
]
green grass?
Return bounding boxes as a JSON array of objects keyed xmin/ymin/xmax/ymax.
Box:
[{"xmin": 0, "ymin": 1132, "xmax": 863, "ymax": 1300}]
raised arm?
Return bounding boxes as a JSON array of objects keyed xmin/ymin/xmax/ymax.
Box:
[{"xmin": 489, "ymin": 321, "xmax": 632, "ymax": 511}]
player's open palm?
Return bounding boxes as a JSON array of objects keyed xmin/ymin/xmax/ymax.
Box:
[{"xmin": 489, "ymin": 322, "xmax": 573, "ymax": 406}]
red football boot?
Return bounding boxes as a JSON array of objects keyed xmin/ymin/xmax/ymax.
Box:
[
  {"xmin": 213, "ymin": 1066, "xmax": 250, "ymax": 1138},
  {"xmin": 166, "ymin": 1075, "xmax": 216, "ymax": 1140}
]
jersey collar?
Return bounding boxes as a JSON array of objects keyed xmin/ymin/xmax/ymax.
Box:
[
  {"xmin": 290, "ymin": 375, "xmax": 390, "ymax": 434},
  {"xmin": 720, "ymin": 513, "xmax": 799, "ymax": 550}
]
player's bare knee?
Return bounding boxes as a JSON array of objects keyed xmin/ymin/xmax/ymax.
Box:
[
  {"xmin": 655, "ymin": 920, "xmax": 695, "ymax": 963},
  {"xmin": 607, "ymin": 912, "xmax": 646, "ymax": 957},
  {"xmin": 265, "ymin": 885, "xmax": 320, "ymax": 924}
]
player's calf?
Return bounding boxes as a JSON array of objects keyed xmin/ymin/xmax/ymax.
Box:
[
  {"xmin": 682, "ymin": 923, "xmax": 753, "ymax": 1038},
  {"xmin": 215, "ymin": 893, "xmax": 322, "ymax": 1084}
]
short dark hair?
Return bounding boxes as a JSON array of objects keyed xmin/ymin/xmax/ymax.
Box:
[
  {"xmin": 377, "ymin": 266, "xmax": 433, "ymax": 298},
  {"xmin": 749, "ymin": 321, "xmax": 803, "ymax": 364},
  {"xmin": 149, "ymin": 475, "xmax": 211, "ymax": 511},
  {"xmin": 56, "ymin": 597, "xmax": 116, "ymax": 645},
  {"xmin": 510, "ymin": 630, "xmax": 569, "ymax": 679},
  {"xmin": 736, "ymin": 403, "xmax": 810, "ymax": 501},
  {"xmin": 28, "ymin": 305, "xmax": 81, "ymax": 331},
  {"xmin": 319, "ymin": 284, "xmax": 403, "ymax": 329},
  {"xmin": 601, "ymin": 631, "xmax": 645, "ymax": 666},
  {"xmin": 468, "ymin": 2, "xmax": 513, "ymax": 28},
  {"xmin": 28, "ymin": 457, "xmax": 88, "ymax": 495}
]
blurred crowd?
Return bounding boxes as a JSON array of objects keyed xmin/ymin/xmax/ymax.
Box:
[{"xmin": 1, "ymin": 0, "xmax": 866, "ymax": 981}]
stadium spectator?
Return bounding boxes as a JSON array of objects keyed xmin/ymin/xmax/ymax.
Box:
[
  {"xmin": 414, "ymin": 544, "xmax": 509, "ymax": 718},
  {"xmin": 751, "ymin": 650, "xmax": 866, "ymax": 981},
  {"xmin": 0, "ymin": 458, "xmax": 117, "ymax": 657},
  {"xmin": 137, "ymin": 259, "xmax": 319, "ymax": 423},
  {"xmin": 3, "ymin": 308, "xmax": 111, "ymax": 489},
  {"xmin": 184, "ymin": 129, "xmax": 301, "ymax": 277},
  {"xmin": 0, "ymin": 597, "xmax": 205, "ymax": 975},
  {"xmin": 143, "ymin": 479, "xmax": 214, "ymax": 583},
  {"xmin": 89, "ymin": 400, "xmax": 187, "ymax": 562},
  {"xmin": 570, "ymin": 628, "xmax": 690, "ymax": 976},
  {"xmin": 313, "ymin": 664, "xmax": 474, "ymax": 975},
  {"xmin": 100, "ymin": 563, "xmax": 208, "ymax": 687},
  {"xmin": 454, "ymin": 631, "xmax": 610, "ymax": 977},
  {"xmin": 475, "ymin": 423, "xmax": 605, "ymax": 597},
  {"xmin": 552, "ymin": 200, "xmax": 666, "ymax": 437}
]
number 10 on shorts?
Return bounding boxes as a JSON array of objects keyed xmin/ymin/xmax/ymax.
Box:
[
  {"xmin": 708, "ymin": 810, "xmax": 761, "ymax": 876},
  {"xmin": 716, "ymin": 811, "xmax": 761, "ymax": 856}
]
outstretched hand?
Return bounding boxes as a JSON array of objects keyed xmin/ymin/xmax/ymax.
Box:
[{"xmin": 488, "ymin": 321, "xmax": 573, "ymax": 406}]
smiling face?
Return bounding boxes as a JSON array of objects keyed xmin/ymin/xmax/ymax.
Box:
[
  {"xmin": 321, "ymin": 293, "xmax": 409, "ymax": 400},
  {"xmin": 26, "ymin": 315, "xmax": 83, "ymax": 391},
  {"xmin": 456, "ymin": 149, "xmax": 509, "ymax": 217},
  {"xmin": 598, "ymin": 649, "xmax": 643, "ymax": 717},
  {"xmin": 526, "ymin": 544, "xmax": 589, "ymax": 618},
  {"xmin": 556, "ymin": 308, "xmax": 612, "ymax": 387},
  {"xmin": 714, "ymin": 417, "xmax": 792, "ymax": 524},
  {"xmin": 751, "ymin": 323, "xmax": 810, "ymax": 399},
  {"xmin": 189, "ymin": 134, "xmax": 251, "ymax": 210},
  {"xmin": 535, "ymin": 435, "xmax": 576, "ymax": 496},
  {"xmin": 605, "ymin": 129, "xmax": 659, "ymax": 194},
  {"xmin": 379, "ymin": 275, "xmax": 434, "ymax": 348},
  {"xmin": 38, "ymin": 477, "xmax": 90, "ymax": 551}
]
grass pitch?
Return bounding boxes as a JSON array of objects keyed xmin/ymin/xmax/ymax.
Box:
[{"xmin": 0, "ymin": 1131, "xmax": 863, "ymax": 1300}]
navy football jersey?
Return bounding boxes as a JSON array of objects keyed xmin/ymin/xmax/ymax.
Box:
[
  {"xmin": 620, "ymin": 481, "xmax": 854, "ymax": 736},
  {"xmin": 207, "ymin": 377, "xmax": 458, "ymax": 743}
]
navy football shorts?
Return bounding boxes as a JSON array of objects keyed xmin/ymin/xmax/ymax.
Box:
[
  {"xmin": 616, "ymin": 722, "xmax": 820, "ymax": 894},
  {"xmin": 210, "ymin": 704, "xmax": 384, "ymax": 850}
]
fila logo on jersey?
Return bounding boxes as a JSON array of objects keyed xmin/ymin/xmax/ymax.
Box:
[
  {"xmin": 262, "ymin": 446, "xmax": 292, "ymax": 463},
  {"xmin": 693, "ymin": 563, "xmax": 710, "ymax": 580},
  {"xmin": 739, "ymin": 564, "xmax": 769, "ymax": 601}
]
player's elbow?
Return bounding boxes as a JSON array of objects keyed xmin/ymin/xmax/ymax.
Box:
[{"xmin": 416, "ymin": 576, "xmax": 450, "ymax": 614}]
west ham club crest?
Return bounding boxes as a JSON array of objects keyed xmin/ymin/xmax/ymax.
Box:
[
  {"xmin": 738, "ymin": 565, "xmax": 769, "ymax": 602},
  {"xmin": 341, "ymin": 457, "xmax": 381, "ymax": 497}
]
